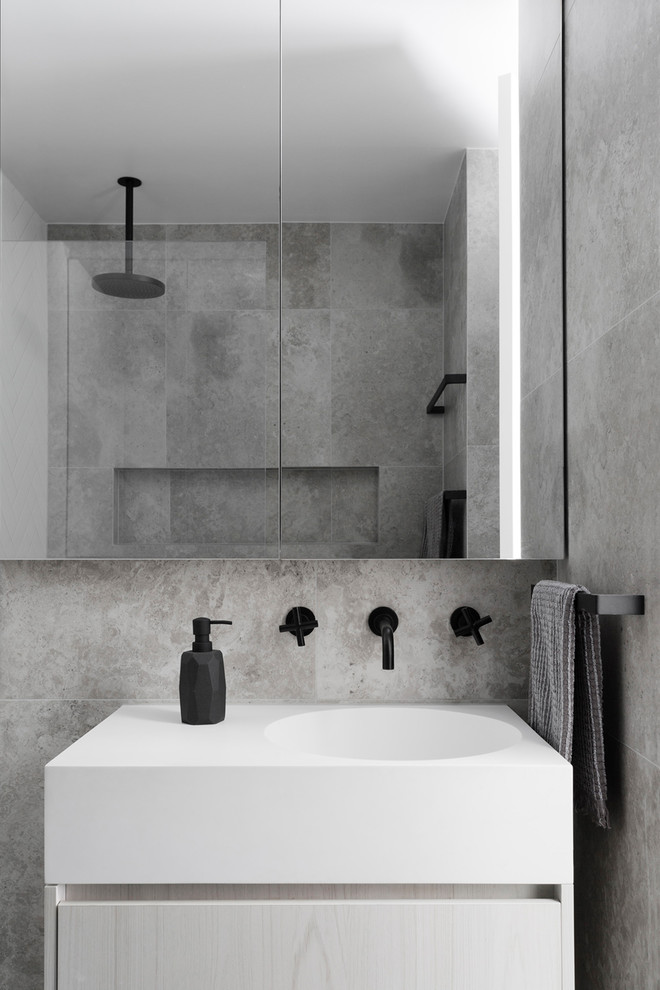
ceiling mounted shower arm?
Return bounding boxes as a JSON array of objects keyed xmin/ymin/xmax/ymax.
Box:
[{"xmin": 118, "ymin": 176, "xmax": 140, "ymax": 275}]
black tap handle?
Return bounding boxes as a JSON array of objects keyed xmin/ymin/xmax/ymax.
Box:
[
  {"xmin": 450, "ymin": 606, "xmax": 492, "ymax": 646},
  {"xmin": 279, "ymin": 607, "xmax": 318, "ymax": 647}
]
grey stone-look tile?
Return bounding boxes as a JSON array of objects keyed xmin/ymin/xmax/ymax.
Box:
[
  {"xmin": 65, "ymin": 468, "xmax": 115, "ymax": 557},
  {"xmin": 0, "ymin": 700, "xmax": 121, "ymax": 990},
  {"xmin": 48, "ymin": 224, "xmax": 165, "ymax": 241},
  {"xmin": 282, "ymin": 224, "xmax": 331, "ymax": 309},
  {"xmin": 520, "ymin": 39, "xmax": 564, "ymax": 397},
  {"xmin": 281, "ymin": 468, "xmax": 332, "ymax": 543},
  {"xmin": 166, "ymin": 311, "xmax": 276, "ymax": 470},
  {"xmin": 331, "ymin": 224, "xmax": 443, "ymax": 310},
  {"xmin": 47, "ymin": 311, "xmax": 68, "ymax": 470},
  {"xmin": 115, "ymin": 469, "xmax": 171, "ymax": 545},
  {"xmin": 67, "ymin": 308, "xmax": 166, "ymax": 469},
  {"xmin": 170, "ymin": 469, "xmax": 271, "ymax": 545},
  {"xmin": 0, "ymin": 560, "xmax": 317, "ymax": 700},
  {"xmin": 467, "ymin": 445, "xmax": 499, "ymax": 559},
  {"xmin": 573, "ymin": 741, "xmax": 659, "ymax": 990},
  {"xmin": 47, "ymin": 469, "xmax": 67, "ymax": 558},
  {"xmin": 314, "ymin": 559, "xmax": 555, "ymax": 701},
  {"xmin": 442, "ymin": 379, "xmax": 467, "ymax": 469},
  {"xmin": 466, "ymin": 150, "xmax": 499, "ymax": 446},
  {"xmin": 518, "ymin": 0, "xmax": 562, "ymax": 126},
  {"xmin": 331, "ymin": 468, "xmax": 379, "ymax": 544},
  {"xmin": 565, "ymin": 0, "xmax": 660, "ymax": 357},
  {"xmin": 378, "ymin": 465, "xmax": 445, "ymax": 559},
  {"xmin": 561, "ymin": 292, "xmax": 660, "ymax": 765},
  {"xmin": 443, "ymin": 449, "xmax": 466, "ymax": 492},
  {"xmin": 331, "ymin": 309, "xmax": 443, "ymax": 467},
  {"xmin": 186, "ymin": 250, "xmax": 267, "ymax": 312},
  {"xmin": 521, "ymin": 371, "xmax": 565, "ymax": 559},
  {"xmin": 281, "ymin": 310, "xmax": 332, "ymax": 466}
]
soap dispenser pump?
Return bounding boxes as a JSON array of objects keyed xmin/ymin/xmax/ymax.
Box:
[{"xmin": 179, "ymin": 617, "xmax": 232, "ymax": 725}]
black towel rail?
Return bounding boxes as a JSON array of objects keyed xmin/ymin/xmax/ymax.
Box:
[
  {"xmin": 426, "ymin": 374, "xmax": 466, "ymax": 414},
  {"xmin": 531, "ymin": 585, "xmax": 645, "ymax": 615}
]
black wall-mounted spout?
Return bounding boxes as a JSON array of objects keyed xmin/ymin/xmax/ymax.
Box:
[
  {"xmin": 368, "ymin": 607, "xmax": 399, "ymax": 669},
  {"xmin": 450, "ymin": 606, "xmax": 492, "ymax": 646}
]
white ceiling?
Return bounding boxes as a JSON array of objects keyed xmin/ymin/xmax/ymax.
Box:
[{"xmin": 0, "ymin": 0, "xmax": 517, "ymax": 224}]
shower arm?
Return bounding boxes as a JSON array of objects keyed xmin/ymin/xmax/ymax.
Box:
[{"xmin": 118, "ymin": 176, "xmax": 139, "ymax": 274}]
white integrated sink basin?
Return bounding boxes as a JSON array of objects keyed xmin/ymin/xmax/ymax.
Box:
[
  {"xmin": 45, "ymin": 703, "xmax": 572, "ymax": 886},
  {"xmin": 265, "ymin": 705, "xmax": 522, "ymax": 760}
]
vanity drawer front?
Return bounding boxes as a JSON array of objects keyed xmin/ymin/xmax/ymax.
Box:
[{"xmin": 58, "ymin": 899, "xmax": 562, "ymax": 989}]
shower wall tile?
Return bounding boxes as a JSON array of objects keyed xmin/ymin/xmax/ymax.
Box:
[
  {"xmin": 47, "ymin": 469, "xmax": 67, "ymax": 557},
  {"xmin": 281, "ymin": 309, "xmax": 332, "ymax": 466},
  {"xmin": 281, "ymin": 223, "xmax": 331, "ymax": 308},
  {"xmin": 170, "ymin": 469, "xmax": 275, "ymax": 545},
  {"xmin": 466, "ymin": 445, "xmax": 500, "ymax": 559},
  {"xmin": 378, "ymin": 465, "xmax": 444, "ymax": 558},
  {"xmin": 564, "ymin": 0, "xmax": 660, "ymax": 358},
  {"xmin": 281, "ymin": 468, "xmax": 332, "ymax": 543},
  {"xmin": 115, "ymin": 469, "xmax": 171, "ymax": 545},
  {"xmin": 67, "ymin": 308, "xmax": 166, "ymax": 469},
  {"xmin": 330, "ymin": 224, "xmax": 443, "ymax": 310},
  {"xmin": 443, "ymin": 449, "xmax": 466, "ymax": 493},
  {"xmin": 443, "ymin": 155, "xmax": 467, "ymax": 376},
  {"xmin": 64, "ymin": 468, "xmax": 115, "ymax": 557},
  {"xmin": 520, "ymin": 39, "xmax": 563, "ymax": 398},
  {"xmin": 466, "ymin": 150, "xmax": 499, "ymax": 448},
  {"xmin": 165, "ymin": 311, "xmax": 276, "ymax": 470},
  {"xmin": 331, "ymin": 308, "xmax": 443, "ymax": 467},
  {"xmin": 314, "ymin": 558, "xmax": 555, "ymax": 701},
  {"xmin": 48, "ymin": 224, "xmax": 165, "ymax": 242},
  {"xmin": 186, "ymin": 249, "xmax": 267, "ymax": 311},
  {"xmin": 330, "ymin": 468, "xmax": 379, "ymax": 544},
  {"xmin": 518, "ymin": 0, "xmax": 562, "ymax": 125}
]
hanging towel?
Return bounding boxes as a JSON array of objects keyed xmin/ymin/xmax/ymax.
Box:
[
  {"xmin": 420, "ymin": 492, "xmax": 465, "ymax": 558},
  {"xmin": 529, "ymin": 580, "xmax": 609, "ymax": 828}
]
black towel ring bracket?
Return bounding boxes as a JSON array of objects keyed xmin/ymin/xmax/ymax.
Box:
[{"xmin": 530, "ymin": 586, "xmax": 644, "ymax": 615}]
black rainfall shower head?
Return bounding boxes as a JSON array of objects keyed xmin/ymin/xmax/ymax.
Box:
[{"xmin": 92, "ymin": 177, "xmax": 165, "ymax": 299}]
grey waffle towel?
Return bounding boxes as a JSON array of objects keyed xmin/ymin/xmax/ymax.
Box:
[{"xmin": 529, "ymin": 580, "xmax": 609, "ymax": 828}]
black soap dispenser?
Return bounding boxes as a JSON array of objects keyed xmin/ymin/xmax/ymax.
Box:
[{"xmin": 179, "ymin": 617, "xmax": 232, "ymax": 725}]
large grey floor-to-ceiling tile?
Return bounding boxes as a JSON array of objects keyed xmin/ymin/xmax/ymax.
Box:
[
  {"xmin": 281, "ymin": 224, "xmax": 331, "ymax": 309},
  {"xmin": 443, "ymin": 155, "xmax": 467, "ymax": 376},
  {"xmin": 518, "ymin": 1, "xmax": 561, "ymax": 126},
  {"xmin": 281, "ymin": 309, "xmax": 332, "ymax": 467},
  {"xmin": 0, "ymin": 560, "xmax": 317, "ymax": 702},
  {"xmin": 564, "ymin": 0, "xmax": 660, "ymax": 358},
  {"xmin": 573, "ymin": 741, "xmax": 659, "ymax": 990},
  {"xmin": 466, "ymin": 445, "xmax": 499, "ymax": 559},
  {"xmin": 314, "ymin": 559, "xmax": 555, "ymax": 702},
  {"xmin": 520, "ymin": 39, "xmax": 564, "ymax": 399},
  {"xmin": 166, "ymin": 311, "xmax": 275, "ymax": 469},
  {"xmin": 330, "ymin": 224, "xmax": 443, "ymax": 310},
  {"xmin": 281, "ymin": 469, "xmax": 332, "ymax": 544},
  {"xmin": 562, "ymin": 292, "xmax": 660, "ymax": 766},
  {"xmin": 331, "ymin": 309, "xmax": 443, "ymax": 467},
  {"xmin": 67, "ymin": 307, "xmax": 166, "ymax": 469},
  {"xmin": 0, "ymin": 699, "xmax": 120, "ymax": 990},
  {"xmin": 64, "ymin": 468, "xmax": 115, "ymax": 557}
]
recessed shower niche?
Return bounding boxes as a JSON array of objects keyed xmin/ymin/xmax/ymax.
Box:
[{"xmin": 0, "ymin": 0, "xmax": 564, "ymax": 560}]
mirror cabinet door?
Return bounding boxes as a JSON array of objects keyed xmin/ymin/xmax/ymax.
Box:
[
  {"xmin": 0, "ymin": 0, "xmax": 280, "ymax": 559},
  {"xmin": 0, "ymin": 0, "xmax": 563, "ymax": 560}
]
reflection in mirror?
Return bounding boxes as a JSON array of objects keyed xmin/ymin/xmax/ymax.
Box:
[
  {"xmin": 0, "ymin": 0, "xmax": 280, "ymax": 558},
  {"xmin": 280, "ymin": 0, "xmax": 563, "ymax": 559},
  {"xmin": 0, "ymin": 0, "xmax": 563, "ymax": 560}
]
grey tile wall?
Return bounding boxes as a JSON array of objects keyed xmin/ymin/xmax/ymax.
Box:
[
  {"xmin": 0, "ymin": 555, "xmax": 555, "ymax": 989},
  {"xmin": 559, "ymin": 0, "xmax": 660, "ymax": 986},
  {"xmin": 281, "ymin": 222, "xmax": 445, "ymax": 557},
  {"xmin": 442, "ymin": 152, "xmax": 499, "ymax": 557}
]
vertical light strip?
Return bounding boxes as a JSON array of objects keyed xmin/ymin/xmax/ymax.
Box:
[
  {"xmin": 498, "ymin": 71, "xmax": 521, "ymax": 558},
  {"xmin": 277, "ymin": 0, "xmax": 283, "ymax": 553}
]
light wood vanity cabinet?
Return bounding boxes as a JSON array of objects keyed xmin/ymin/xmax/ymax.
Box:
[{"xmin": 46, "ymin": 884, "xmax": 573, "ymax": 990}]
